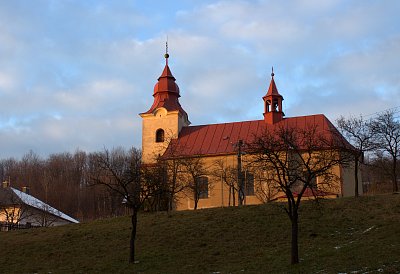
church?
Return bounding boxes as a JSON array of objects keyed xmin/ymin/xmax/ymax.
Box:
[{"xmin": 140, "ymin": 52, "xmax": 361, "ymax": 210}]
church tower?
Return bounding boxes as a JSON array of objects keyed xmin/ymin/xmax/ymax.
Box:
[
  {"xmin": 263, "ymin": 68, "xmax": 284, "ymax": 124},
  {"xmin": 140, "ymin": 51, "xmax": 190, "ymax": 163}
]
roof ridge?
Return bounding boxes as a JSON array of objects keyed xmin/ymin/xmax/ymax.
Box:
[{"xmin": 183, "ymin": 114, "xmax": 330, "ymax": 129}]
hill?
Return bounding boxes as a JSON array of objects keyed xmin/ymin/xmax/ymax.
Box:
[{"xmin": 1, "ymin": 195, "xmax": 400, "ymax": 273}]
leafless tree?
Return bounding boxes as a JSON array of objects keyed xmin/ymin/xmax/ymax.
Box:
[
  {"xmin": 251, "ymin": 167, "xmax": 280, "ymax": 203},
  {"xmin": 1, "ymin": 146, "xmax": 183, "ymax": 222},
  {"xmin": 336, "ymin": 115, "xmax": 373, "ymax": 197},
  {"xmin": 369, "ymin": 110, "xmax": 400, "ymax": 192},
  {"xmin": 28, "ymin": 204, "xmax": 62, "ymax": 227},
  {"xmin": 249, "ymin": 124, "xmax": 351, "ymax": 264},
  {"xmin": 140, "ymin": 162, "xmax": 170, "ymax": 212},
  {"xmin": 158, "ymin": 137, "xmax": 189, "ymax": 211},
  {"xmin": 0, "ymin": 187, "xmax": 31, "ymax": 230},
  {"xmin": 363, "ymin": 153, "xmax": 397, "ymax": 193},
  {"xmin": 212, "ymin": 159, "xmax": 238, "ymax": 206},
  {"xmin": 181, "ymin": 156, "xmax": 209, "ymax": 210},
  {"xmin": 89, "ymin": 147, "xmax": 147, "ymax": 263}
]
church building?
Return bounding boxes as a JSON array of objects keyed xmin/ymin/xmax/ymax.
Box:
[{"xmin": 140, "ymin": 52, "xmax": 361, "ymax": 210}]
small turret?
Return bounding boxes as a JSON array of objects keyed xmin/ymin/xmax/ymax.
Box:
[{"xmin": 263, "ymin": 67, "xmax": 284, "ymax": 124}]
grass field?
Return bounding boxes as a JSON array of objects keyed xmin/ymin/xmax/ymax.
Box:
[{"xmin": 1, "ymin": 194, "xmax": 400, "ymax": 273}]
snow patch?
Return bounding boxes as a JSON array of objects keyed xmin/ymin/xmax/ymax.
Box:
[{"xmin": 362, "ymin": 226, "xmax": 375, "ymax": 234}]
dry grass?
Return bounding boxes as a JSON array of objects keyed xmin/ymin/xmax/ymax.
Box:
[{"xmin": 1, "ymin": 194, "xmax": 400, "ymax": 273}]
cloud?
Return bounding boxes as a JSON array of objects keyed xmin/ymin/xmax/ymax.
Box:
[{"xmin": 0, "ymin": 0, "xmax": 399, "ymax": 158}]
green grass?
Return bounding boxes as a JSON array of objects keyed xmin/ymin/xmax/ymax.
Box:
[{"xmin": 1, "ymin": 195, "xmax": 400, "ymax": 273}]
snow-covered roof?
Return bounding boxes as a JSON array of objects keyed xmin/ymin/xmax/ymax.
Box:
[{"xmin": 10, "ymin": 187, "xmax": 79, "ymax": 224}]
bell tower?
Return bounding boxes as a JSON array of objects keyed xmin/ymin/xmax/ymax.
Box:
[
  {"xmin": 263, "ymin": 68, "xmax": 284, "ymax": 124},
  {"xmin": 140, "ymin": 49, "xmax": 190, "ymax": 163}
]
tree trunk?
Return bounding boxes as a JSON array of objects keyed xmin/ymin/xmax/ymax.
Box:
[
  {"xmin": 168, "ymin": 192, "xmax": 174, "ymax": 212},
  {"xmin": 354, "ymin": 156, "xmax": 359, "ymax": 197},
  {"xmin": 193, "ymin": 190, "xmax": 198, "ymax": 210},
  {"xmin": 393, "ymin": 157, "xmax": 398, "ymax": 192},
  {"xmin": 290, "ymin": 211, "xmax": 299, "ymax": 264},
  {"xmin": 228, "ymin": 186, "xmax": 232, "ymax": 206},
  {"xmin": 129, "ymin": 209, "xmax": 138, "ymax": 263}
]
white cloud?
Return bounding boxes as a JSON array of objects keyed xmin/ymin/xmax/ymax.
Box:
[{"xmin": 0, "ymin": 0, "xmax": 399, "ymax": 158}]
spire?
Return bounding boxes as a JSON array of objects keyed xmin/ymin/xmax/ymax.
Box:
[
  {"xmin": 266, "ymin": 67, "xmax": 280, "ymax": 96},
  {"xmin": 156, "ymin": 49, "xmax": 178, "ymax": 94},
  {"xmin": 263, "ymin": 67, "xmax": 284, "ymax": 124},
  {"xmin": 141, "ymin": 50, "xmax": 188, "ymax": 118}
]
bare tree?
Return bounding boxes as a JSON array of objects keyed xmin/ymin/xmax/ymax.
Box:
[
  {"xmin": 90, "ymin": 147, "xmax": 147, "ymax": 263},
  {"xmin": 181, "ymin": 157, "xmax": 209, "ymax": 210},
  {"xmin": 363, "ymin": 153, "xmax": 396, "ymax": 193},
  {"xmin": 252, "ymin": 168, "xmax": 280, "ymax": 203},
  {"xmin": 336, "ymin": 115, "xmax": 373, "ymax": 196},
  {"xmin": 0, "ymin": 186, "xmax": 33, "ymax": 230},
  {"xmin": 212, "ymin": 159, "xmax": 238, "ymax": 206},
  {"xmin": 249, "ymin": 124, "xmax": 351, "ymax": 264},
  {"xmin": 27, "ymin": 204, "xmax": 62, "ymax": 227},
  {"xmin": 158, "ymin": 137, "xmax": 189, "ymax": 211},
  {"xmin": 1, "ymin": 145, "xmax": 190, "ymax": 222},
  {"xmin": 370, "ymin": 110, "xmax": 400, "ymax": 192},
  {"xmin": 140, "ymin": 162, "xmax": 170, "ymax": 212}
]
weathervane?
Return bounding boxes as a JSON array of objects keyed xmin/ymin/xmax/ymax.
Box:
[{"xmin": 271, "ymin": 66, "xmax": 274, "ymax": 78}]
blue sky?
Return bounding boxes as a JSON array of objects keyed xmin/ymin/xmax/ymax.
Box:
[{"xmin": 1, "ymin": 0, "xmax": 399, "ymax": 158}]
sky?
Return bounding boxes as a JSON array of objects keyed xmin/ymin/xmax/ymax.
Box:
[{"xmin": 1, "ymin": 0, "xmax": 399, "ymax": 159}]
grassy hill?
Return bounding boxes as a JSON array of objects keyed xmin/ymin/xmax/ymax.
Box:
[{"xmin": 1, "ymin": 195, "xmax": 400, "ymax": 273}]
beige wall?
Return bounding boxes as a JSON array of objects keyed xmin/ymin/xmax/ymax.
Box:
[
  {"xmin": 172, "ymin": 152, "xmax": 359, "ymax": 211},
  {"xmin": 341, "ymin": 161, "xmax": 363, "ymax": 197},
  {"xmin": 141, "ymin": 108, "xmax": 189, "ymax": 163}
]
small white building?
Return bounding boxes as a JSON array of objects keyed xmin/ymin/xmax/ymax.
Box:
[{"xmin": 0, "ymin": 184, "xmax": 79, "ymax": 231}]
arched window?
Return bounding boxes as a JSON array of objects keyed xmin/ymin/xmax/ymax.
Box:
[
  {"xmin": 155, "ymin": 129, "xmax": 165, "ymax": 143},
  {"xmin": 196, "ymin": 176, "xmax": 209, "ymax": 199}
]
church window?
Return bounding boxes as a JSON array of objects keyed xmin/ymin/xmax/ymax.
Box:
[
  {"xmin": 245, "ymin": 172, "xmax": 255, "ymax": 196},
  {"xmin": 156, "ymin": 129, "xmax": 165, "ymax": 142},
  {"xmin": 196, "ymin": 176, "xmax": 209, "ymax": 199}
]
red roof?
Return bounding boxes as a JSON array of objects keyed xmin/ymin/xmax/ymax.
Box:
[
  {"xmin": 163, "ymin": 114, "xmax": 351, "ymax": 158},
  {"xmin": 153, "ymin": 65, "xmax": 179, "ymax": 95},
  {"xmin": 141, "ymin": 59, "xmax": 188, "ymax": 117},
  {"xmin": 265, "ymin": 76, "xmax": 281, "ymax": 97}
]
